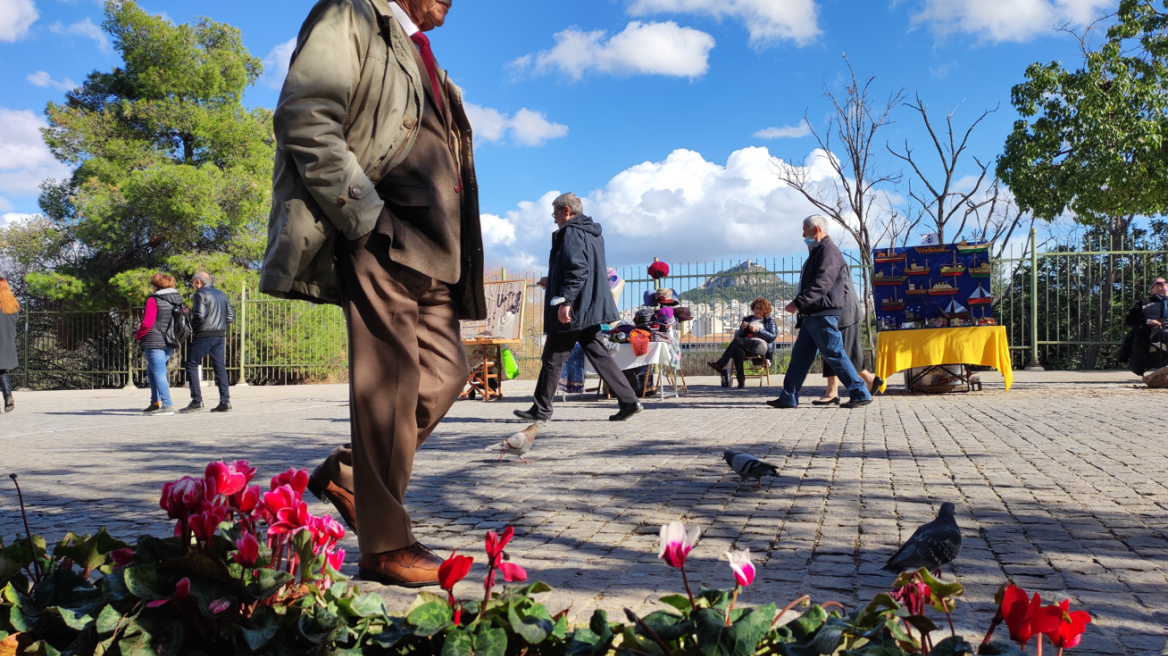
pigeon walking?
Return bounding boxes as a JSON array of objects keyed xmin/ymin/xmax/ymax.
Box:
[
  {"xmin": 485, "ymin": 424, "xmax": 539, "ymax": 463},
  {"xmin": 722, "ymin": 450, "xmax": 778, "ymax": 488},
  {"xmin": 883, "ymin": 502, "xmax": 962, "ymax": 576}
]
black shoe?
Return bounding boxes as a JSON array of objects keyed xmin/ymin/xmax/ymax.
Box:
[
  {"xmin": 736, "ymin": 379, "xmax": 746, "ymax": 389},
  {"xmin": 766, "ymin": 398, "xmax": 797, "ymax": 409},
  {"xmin": 513, "ymin": 408, "xmax": 545, "ymax": 422},
  {"xmin": 870, "ymin": 377, "xmax": 885, "ymax": 394},
  {"xmin": 210, "ymin": 402, "xmax": 232, "ymax": 413},
  {"xmin": 841, "ymin": 398, "xmax": 873, "ymax": 409},
  {"xmin": 708, "ymin": 361, "xmax": 725, "ymax": 372},
  {"xmin": 178, "ymin": 401, "xmax": 205, "ymax": 414},
  {"xmin": 143, "ymin": 402, "xmax": 162, "ymax": 414},
  {"xmin": 609, "ymin": 401, "xmax": 643, "ymax": 421},
  {"xmin": 811, "ymin": 396, "xmax": 840, "ymax": 406}
]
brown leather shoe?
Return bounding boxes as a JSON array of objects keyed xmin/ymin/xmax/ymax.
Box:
[
  {"xmin": 307, "ymin": 468, "xmax": 358, "ymax": 535},
  {"xmin": 358, "ymin": 543, "xmax": 443, "ymax": 588}
]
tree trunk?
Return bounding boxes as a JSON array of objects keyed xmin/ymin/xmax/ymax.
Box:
[{"xmin": 1084, "ymin": 216, "xmax": 1132, "ymax": 370}]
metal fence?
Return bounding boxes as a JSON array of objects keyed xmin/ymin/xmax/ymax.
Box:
[{"xmin": 6, "ymin": 229, "xmax": 1162, "ymax": 390}]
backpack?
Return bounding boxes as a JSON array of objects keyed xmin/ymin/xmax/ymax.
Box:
[{"xmin": 162, "ymin": 300, "xmax": 192, "ymax": 347}]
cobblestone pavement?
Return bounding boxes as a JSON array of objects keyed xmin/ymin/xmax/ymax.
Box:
[{"xmin": 1, "ymin": 371, "xmax": 1166, "ymax": 654}]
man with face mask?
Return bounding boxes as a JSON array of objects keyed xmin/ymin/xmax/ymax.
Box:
[
  {"xmin": 766, "ymin": 215, "xmax": 872, "ymax": 410},
  {"xmin": 262, "ymin": 0, "xmax": 485, "ymax": 588}
]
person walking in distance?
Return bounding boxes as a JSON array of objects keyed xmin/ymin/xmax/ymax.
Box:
[
  {"xmin": 260, "ymin": 0, "xmax": 486, "ymax": 588},
  {"xmin": 180, "ymin": 272, "xmax": 235, "ymax": 413},
  {"xmin": 134, "ymin": 274, "xmax": 184, "ymax": 416},
  {"xmin": 514, "ymin": 193, "xmax": 643, "ymax": 423},
  {"xmin": 767, "ymin": 215, "xmax": 873, "ymax": 409},
  {"xmin": 0, "ymin": 275, "xmax": 20, "ymax": 413}
]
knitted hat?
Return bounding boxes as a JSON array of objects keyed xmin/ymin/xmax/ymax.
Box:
[
  {"xmin": 655, "ymin": 288, "xmax": 680, "ymax": 306},
  {"xmin": 648, "ymin": 261, "xmax": 670, "ymax": 279},
  {"xmin": 634, "ymin": 308, "xmax": 656, "ymax": 326},
  {"xmin": 673, "ymin": 306, "xmax": 693, "ymax": 322},
  {"xmin": 643, "ymin": 290, "xmax": 659, "ymax": 307},
  {"xmin": 630, "ymin": 329, "xmax": 651, "ymax": 356},
  {"xmin": 654, "ymin": 306, "xmax": 676, "ymax": 325}
]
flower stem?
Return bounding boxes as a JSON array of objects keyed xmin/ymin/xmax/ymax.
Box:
[
  {"xmin": 726, "ymin": 586, "xmax": 740, "ymax": 626},
  {"xmin": 1037, "ymin": 634, "xmax": 1044, "ymax": 656},
  {"xmin": 680, "ymin": 563, "xmax": 696, "ymax": 610},
  {"xmin": 773, "ymin": 595, "xmax": 811, "ymax": 628},
  {"xmin": 626, "ymin": 608, "xmax": 676, "ymax": 656},
  {"xmin": 943, "ymin": 604, "xmax": 956, "ymax": 637},
  {"xmin": 8, "ymin": 474, "xmax": 41, "ymax": 582}
]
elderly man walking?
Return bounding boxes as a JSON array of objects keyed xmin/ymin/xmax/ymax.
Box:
[
  {"xmin": 180, "ymin": 272, "xmax": 235, "ymax": 413},
  {"xmin": 767, "ymin": 215, "xmax": 872, "ymax": 410},
  {"xmin": 260, "ymin": 0, "xmax": 485, "ymax": 588},
  {"xmin": 514, "ymin": 193, "xmax": 643, "ymax": 423}
]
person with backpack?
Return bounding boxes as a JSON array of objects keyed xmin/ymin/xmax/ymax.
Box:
[
  {"xmin": 179, "ymin": 271, "xmax": 235, "ymax": 413},
  {"xmin": 134, "ymin": 273, "xmax": 185, "ymax": 415}
]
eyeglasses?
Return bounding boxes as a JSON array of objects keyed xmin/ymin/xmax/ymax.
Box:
[{"xmin": 1154, "ymin": 281, "xmax": 1167, "ymax": 287}]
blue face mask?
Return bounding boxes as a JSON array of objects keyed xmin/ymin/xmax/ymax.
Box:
[{"xmin": 804, "ymin": 237, "xmax": 817, "ymax": 248}]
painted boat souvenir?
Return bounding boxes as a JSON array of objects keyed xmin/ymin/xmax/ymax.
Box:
[
  {"xmin": 967, "ymin": 285, "xmax": 993, "ymax": 305},
  {"xmin": 875, "ymin": 248, "xmax": 907, "ymax": 263}
]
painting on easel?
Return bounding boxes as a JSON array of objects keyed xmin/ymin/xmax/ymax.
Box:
[{"xmin": 460, "ymin": 280, "xmax": 526, "ymax": 342}]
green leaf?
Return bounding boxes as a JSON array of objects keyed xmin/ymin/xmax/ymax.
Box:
[
  {"xmin": 117, "ymin": 614, "xmax": 183, "ymax": 656},
  {"xmin": 122, "ymin": 564, "xmax": 170, "ymax": 602},
  {"xmin": 507, "ymin": 601, "xmax": 553, "ymax": 644},
  {"xmin": 658, "ymin": 594, "xmax": 693, "ymax": 613},
  {"xmin": 589, "ymin": 609, "xmax": 610, "ymax": 636},
  {"xmin": 335, "ymin": 592, "xmax": 386, "ymax": 619},
  {"xmin": 977, "ymin": 642, "xmax": 1028, "ymax": 656},
  {"xmin": 930, "ymin": 636, "xmax": 978, "ymax": 656},
  {"xmin": 54, "ymin": 530, "xmax": 132, "ymax": 576},
  {"xmin": 693, "ymin": 606, "xmax": 772, "ymax": 656},
  {"xmin": 4, "ymin": 585, "xmax": 38, "ymax": 633},
  {"xmin": 810, "ymin": 623, "xmax": 847, "ymax": 654},
  {"xmin": 406, "ymin": 590, "xmax": 448, "ymax": 615},
  {"xmin": 95, "ymin": 604, "xmax": 125, "ymax": 635},
  {"xmin": 367, "ymin": 618, "xmax": 413, "ymax": 650},
  {"xmin": 473, "ymin": 625, "xmax": 507, "ymax": 656},
  {"xmin": 406, "ymin": 600, "xmax": 452, "ymax": 637},
  {"xmin": 637, "ymin": 610, "xmax": 693, "ymax": 642},
  {"xmin": 18, "ymin": 640, "xmax": 62, "ymax": 656},
  {"xmin": 130, "ymin": 537, "xmax": 184, "ymax": 565},
  {"xmin": 32, "ymin": 567, "xmax": 96, "ymax": 609},
  {"xmin": 297, "ymin": 604, "xmax": 347, "ymax": 645},
  {"xmin": 778, "ymin": 605, "xmax": 828, "ymax": 642},
  {"xmin": 442, "ymin": 627, "xmax": 474, "ymax": 656},
  {"xmin": 54, "ymin": 603, "xmax": 100, "ymax": 631},
  {"xmin": 244, "ymin": 568, "xmax": 293, "ymax": 602},
  {"xmin": 904, "ymin": 615, "xmax": 939, "ymax": 636},
  {"xmin": 696, "ymin": 588, "xmax": 732, "ymax": 610}
]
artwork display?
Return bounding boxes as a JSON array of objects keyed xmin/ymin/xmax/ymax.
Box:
[
  {"xmin": 873, "ymin": 241, "xmax": 995, "ymax": 331},
  {"xmin": 460, "ymin": 280, "xmax": 525, "ymax": 341}
]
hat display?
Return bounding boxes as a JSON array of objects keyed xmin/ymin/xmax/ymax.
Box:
[
  {"xmin": 654, "ymin": 306, "xmax": 676, "ymax": 326},
  {"xmin": 655, "ymin": 288, "xmax": 680, "ymax": 306},
  {"xmin": 672, "ymin": 306, "xmax": 693, "ymax": 322},
  {"xmin": 648, "ymin": 261, "xmax": 670, "ymax": 279},
  {"xmin": 643, "ymin": 290, "xmax": 659, "ymax": 306},
  {"xmin": 634, "ymin": 308, "xmax": 656, "ymax": 326}
]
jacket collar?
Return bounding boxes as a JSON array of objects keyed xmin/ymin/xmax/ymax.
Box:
[{"xmin": 387, "ymin": 1, "xmax": 419, "ymax": 36}]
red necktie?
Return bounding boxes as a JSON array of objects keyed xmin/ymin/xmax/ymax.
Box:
[{"xmin": 410, "ymin": 32, "xmax": 443, "ymax": 115}]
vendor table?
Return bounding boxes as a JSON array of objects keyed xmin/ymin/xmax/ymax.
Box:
[
  {"xmin": 584, "ymin": 342, "xmax": 687, "ymax": 400},
  {"xmin": 874, "ymin": 326, "xmax": 1013, "ymax": 393},
  {"xmin": 459, "ymin": 339, "xmax": 518, "ymax": 401}
]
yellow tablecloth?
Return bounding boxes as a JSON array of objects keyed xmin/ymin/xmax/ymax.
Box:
[{"xmin": 875, "ymin": 326, "xmax": 1013, "ymax": 392}]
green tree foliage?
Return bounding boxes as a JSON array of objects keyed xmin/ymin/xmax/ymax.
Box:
[{"xmin": 33, "ymin": 0, "xmax": 272, "ymax": 308}]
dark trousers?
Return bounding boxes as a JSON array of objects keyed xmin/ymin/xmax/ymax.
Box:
[
  {"xmin": 184, "ymin": 336, "xmax": 229, "ymax": 404},
  {"xmin": 532, "ymin": 325, "xmax": 637, "ymax": 419},
  {"xmin": 716, "ymin": 336, "xmax": 766, "ymax": 382}
]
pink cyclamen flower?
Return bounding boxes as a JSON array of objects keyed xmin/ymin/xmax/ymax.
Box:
[
  {"xmin": 235, "ymin": 485, "xmax": 262, "ymax": 514},
  {"xmin": 499, "ymin": 561, "xmax": 527, "ymax": 583},
  {"xmin": 233, "ymin": 533, "xmax": 260, "ymax": 567},
  {"xmin": 270, "ymin": 468, "xmax": 310, "ymax": 494},
  {"xmin": 269, "ymin": 500, "xmax": 309, "ymax": 536},
  {"xmin": 109, "ymin": 548, "xmax": 135, "ymax": 568},
  {"xmin": 209, "ymin": 598, "xmax": 232, "ymax": 615},
  {"xmin": 658, "ymin": 521, "xmax": 700, "ymax": 569},
  {"xmin": 724, "ymin": 549, "xmax": 755, "ymax": 587},
  {"xmin": 189, "ymin": 507, "xmax": 227, "ymax": 543},
  {"xmin": 325, "ymin": 548, "xmax": 345, "ymax": 572},
  {"xmin": 147, "ymin": 577, "xmax": 191, "ymax": 608},
  {"xmin": 205, "ymin": 461, "xmax": 249, "ymax": 498},
  {"xmin": 485, "ymin": 526, "xmax": 515, "ymax": 562},
  {"xmin": 160, "ymin": 477, "xmax": 206, "ymax": 520}
]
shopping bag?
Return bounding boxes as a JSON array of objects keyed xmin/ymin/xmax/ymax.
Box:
[{"xmin": 502, "ymin": 348, "xmax": 520, "ymax": 380}]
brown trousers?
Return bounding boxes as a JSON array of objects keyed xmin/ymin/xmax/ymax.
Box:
[{"xmin": 327, "ymin": 232, "xmax": 469, "ymax": 555}]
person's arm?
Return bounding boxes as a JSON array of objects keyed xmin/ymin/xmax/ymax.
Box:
[
  {"xmin": 272, "ymin": 5, "xmax": 383, "ymax": 241},
  {"xmin": 1126, "ymin": 301, "xmax": 1150, "ymax": 328},
  {"xmin": 794, "ymin": 247, "xmax": 843, "ymax": 312},
  {"xmin": 191, "ymin": 291, "xmax": 205, "ymax": 327},
  {"xmin": 226, "ymin": 296, "xmax": 236, "ymax": 326},
  {"xmin": 557, "ymin": 229, "xmax": 589, "ymax": 306},
  {"xmin": 755, "ymin": 317, "xmax": 778, "ymax": 342},
  {"xmin": 134, "ymin": 297, "xmax": 157, "ymax": 341}
]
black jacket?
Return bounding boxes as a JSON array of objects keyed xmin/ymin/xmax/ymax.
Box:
[
  {"xmin": 735, "ymin": 314, "xmax": 778, "ymax": 358},
  {"xmin": 544, "ymin": 215, "xmax": 618, "ymax": 333},
  {"xmin": 1120, "ymin": 296, "xmax": 1168, "ymax": 375},
  {"xmin": 192, "ymin": 284, "xmax": 236, "ymax": 339},
  {"xmin": 139, "ymin": 288, "xmax": 183, "ymax": 350},
  {"xmin": 794, "ymin": 236, "xmax": 848, "ymax": 317}
]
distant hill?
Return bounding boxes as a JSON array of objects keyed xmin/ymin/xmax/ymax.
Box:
[{"xmin": 678, "ymin": 261, "xmax": 798, "ymax": 305}]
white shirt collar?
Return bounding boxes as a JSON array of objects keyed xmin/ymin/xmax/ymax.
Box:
[{"xmin": 388, "ymin": 2, "xmax": 420, "ymax": 37}]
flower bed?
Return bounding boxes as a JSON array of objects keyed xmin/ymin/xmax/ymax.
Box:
[{"xmin": 1, "ymin": 466, "xmax": 1090, "ymax": 655}]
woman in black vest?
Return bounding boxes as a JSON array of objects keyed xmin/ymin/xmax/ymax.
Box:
[{"xmin": 134, "ymin": 274, "xmax": 183, "ymax": 415}]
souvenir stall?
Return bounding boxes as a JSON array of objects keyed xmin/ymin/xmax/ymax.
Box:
[
  {"xmin": 871, "ymin": 240, "xmax": 1013, "ymax": 393},
  {"xmin": 459, "ymin": 280, "xmax": 524, "ymax": 401}
]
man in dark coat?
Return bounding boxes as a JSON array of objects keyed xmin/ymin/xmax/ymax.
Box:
[
  {"xmin": 514, "ymin": 193, "xmax": 642, "ymax": 423},
  {"xmin": 767, "ymin": 215, "xmax": 872, "ymax": 409},
  {"xmin": 180, "ymin": 272, "xmax": 236, "ymax": 413},
  {"xmin": 1119, "ymin": 277, "xmax": 1168, "ymax": 375}
]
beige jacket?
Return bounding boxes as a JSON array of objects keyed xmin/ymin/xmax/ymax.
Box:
[{"xmin": 261, "ymin": 0, "xmax": 485, "ymax": 319}]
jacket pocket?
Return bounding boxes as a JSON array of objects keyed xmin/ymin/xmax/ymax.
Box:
[{"xmin": 381, "ymin": 183, "xmax": 434, "ymax": 208}]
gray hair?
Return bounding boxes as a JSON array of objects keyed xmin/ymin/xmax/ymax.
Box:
[
  {"xmin": 552, "ymin": 192, "xmax": 584, "ymax": 217},
  {"xmin": 803, "ymin": 214, "xmax": 830, "ymax": 234},
  {"xmin": 192, "ymin": 271, "xmax": 213, "ymax": 287}
]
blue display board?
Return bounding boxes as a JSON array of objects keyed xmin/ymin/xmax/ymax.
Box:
[{"xmin": 871, "ymin": 241, "xmax": 995, "ymax": 330}]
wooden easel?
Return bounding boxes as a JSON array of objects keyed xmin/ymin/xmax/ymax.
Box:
[{"xmin": 459, "ymin": 338, "xmax": 519, "ymax": 401}]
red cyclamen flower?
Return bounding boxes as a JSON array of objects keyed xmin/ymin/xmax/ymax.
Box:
[
  {"xmin": 109, "ymin": 548, "xmax": 135, "ymax": 568},
  {"xmin": 485, "ymin": 526, "xmax": 514, "ymax": 562},
  {"xmin": 1043, "ymin": 599, "xmax": 1092, "ymax": 650},
  {"xmin": 233, "ymin": 532, "xmax": 260, "ymax": 567},
  {"xmin": 658, "ymin": 521, "xmax": 700, "ymax": 569},
  {"xmin": 325, "ymin": 548, "xmax": 345, "ymax": 572},
  {"xmin": 234, "ymin": 485, "xmax": 262, "ymax": 514},
  {"xmin": 499, "ymin": 561, "xmax": 527, "ymax": 582},
  {"xmin": 1001, "ymin": 585, "xmax": 1064, "ymax": 648},
  {"xmin": 205, "ymin": 461, "xmax": 252, "ymax": 498},
  {"xmin": 147, "ymin": 577, "xmax": 191, "ymax": 608},
  {"xmin": 439, "ymin": 551, "xmax": 474, "ymax": 592},
  {"xmin": 189, "ymin": 507, "xmax": 227, "ymax": 542},
  {"xmin": 209, "ymin": 598, "xmax": 232, "ymax": 615},
  {"xmin": 160, "ymin": 477, "xmax": 206, "ymax": 520},
  {"xmin": 270, "ymin": 467, "xmax": 309, "ymax": 493}
]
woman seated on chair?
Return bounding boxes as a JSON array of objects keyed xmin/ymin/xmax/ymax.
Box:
[{"xmin": 708, "ymin": 298, "xmax": 777, "ymax": 389}]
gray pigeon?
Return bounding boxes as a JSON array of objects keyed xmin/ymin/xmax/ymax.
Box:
[
  {"xmin": 883, "ymin": 502, "xmax": 962, "ymax": 575},
  {"xmin": 485, "ymin": 424, "xmax": 539, "ymax": 463},
  {"xmin": 722, "ymin": 450, "xmax": 778, "ymax": 488}
]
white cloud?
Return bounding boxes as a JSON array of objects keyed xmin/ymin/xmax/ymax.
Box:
[
  {"xmin": 0, "ymin": 107, "xmax": 71, "ymax": 202},
  {"xmin": 626, "ymin": 0, "xmax": 821, "ymax": 47},
  {"xmin": 464, "ymin": 104, "xmax": 568, "ymax": 147},
  {"xmin": 49, "ymin": 17, "xmax": 112, "ymax": 54},
  {"xmin": 513, "ymin": 21, "xmax": 715, "ymax": 80},
  {"xmin": 0, "ymin": 212, "xmax": 37, "ymax": 227},
  {"xmin": 753, "ymin": 120, "xmax": 812, "ymax": 139},
  {"xmin": 27, "ymin": 71, "xmax": 78, "ymax": 91},
  {"xmin": 481, "ymin": 146, "xmax": 842, "ymax": 269},
  {"xmin": 0, "ymin": 0, "xmax": 37, "ymax": 42},
  {"xmin": 261, "ymin": 37, "xmax": 296, "ymax": 90},
  {"xmin": 909, "ymin": 0, "xmax": 1113, "ymax": 43}
]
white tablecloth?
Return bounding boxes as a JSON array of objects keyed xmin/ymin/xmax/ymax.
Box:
[{"xmin": 583, "ymin": 342, "xmax": 673, "ymax": 373}]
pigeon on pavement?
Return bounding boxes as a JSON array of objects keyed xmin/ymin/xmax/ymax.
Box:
[
  {"xmin": 722, "ymin": 450, "xmax": 778, "ymax": 488},
  {"xmin": 883, "ymin": 502, "xmax": 962, "ymax": 575},
  {"xmin": 485, "ymin": 424, "xmax": 539, "ymax": 463}
]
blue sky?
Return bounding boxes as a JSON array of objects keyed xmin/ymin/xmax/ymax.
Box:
[{"xmin": 0, "ymin": 0, "xmax": 1113, "ymax": 270}]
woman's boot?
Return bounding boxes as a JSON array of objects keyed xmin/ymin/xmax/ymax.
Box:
[{"xmin": 1, "ymin": 373, "xmax": 13, "ymax": 412}]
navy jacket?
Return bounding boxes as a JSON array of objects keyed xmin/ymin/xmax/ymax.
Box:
[
  {"xmin": 544, "ymin": 215, "xmax": 619, "ymax": 333},
  {"xmin": 735, "ymin": 314, "xmax": 778, "ymax": 358},
  {"xmin": 794, "ymin": 237, "xmax": 848, "ymax": 317}
]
